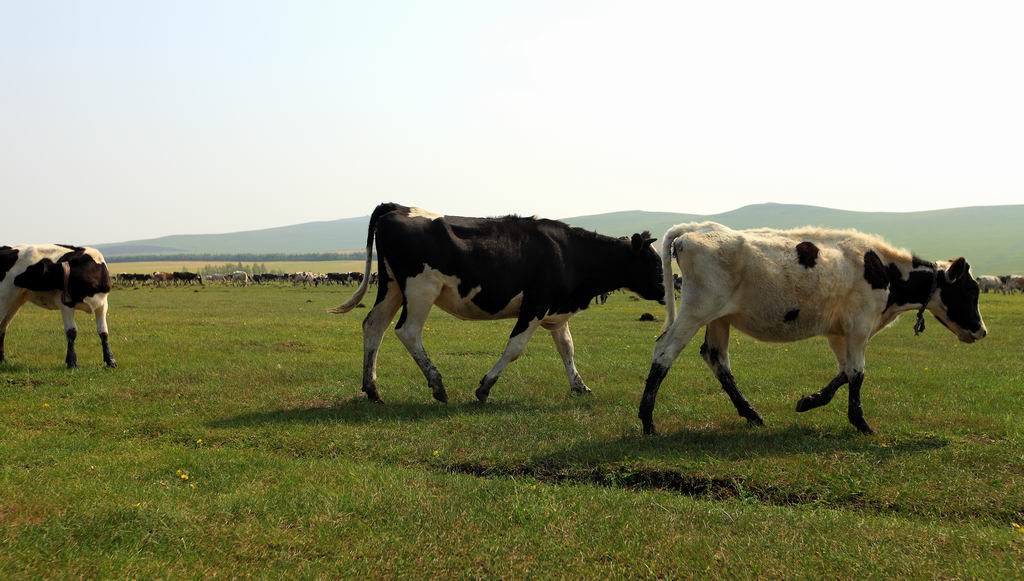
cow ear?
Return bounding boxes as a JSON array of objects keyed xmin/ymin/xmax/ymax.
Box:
[
  {"xmin": 630, "ymin": 233, "xmax": 644, "ymax": 252},
  {"xmin": 946, "ymin": 257, "xmax": 968, "ymax": 282},
  {"xmin": 631, "ymin": 231, "xmax": 655, "ymax": 252}
]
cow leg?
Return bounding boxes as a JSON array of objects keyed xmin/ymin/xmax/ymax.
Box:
[
  {"xmin": 843, "ymin": 338, "xmax": 874, "ymax": 434},
  {"xmin": 0, "ymin": 296, "xmax": 26, "ymax": 364},
  {"xmin": 94, "ymin": 297, "xmax": 116, "ymax": 368},
  {"xmin": 548, "ymin": 321, "xmax": 591, "ymax": 396},
  {"xmin": 61, "ymin": 305, "xmax": 78, "ymax": 369},
  {"xmin": 475, "ymin": 317, "xmax": 540, "ymax": 403},
  {"xmin": 699, "ymin": 319, "xmax": 763, "ymax": 426},
  {"xmin": 394, "ymin": 275, "xmax": 446, "ymax": 403},
  {"xmin": 639, "ymin": 314, "xmax": 705, "ymax": 435},
  {"xmin": 361, "ymin": 278, "xmax": 402, "ymax": 402},
  {"xmin": 795, "ymin": 335, "xmax": 849, "ymax": 412}
]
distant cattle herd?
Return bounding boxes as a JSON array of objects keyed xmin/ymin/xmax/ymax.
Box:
[
  {"xmin": 115, "ymin": 269, "xmax": 1024, "ymax": 297},
  {"xmin": 112, "ymin": 270, "xmax": 381, "ymax": 287},
  {"xmin": 976, "ymin": 274, "xmax": 1024, "ymax": 294}
]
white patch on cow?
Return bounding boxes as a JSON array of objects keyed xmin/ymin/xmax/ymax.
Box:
[
  {"xmin": 411, "ymin": 264, "xmax": 523, "ymax": 321},
  {"xmin": 407, "ymin": 207, "xmax": 443, "ymax": 220},
  {"xmin": 83, "ymin": 247, "xmax": 105, "ymax": 263},
  {"xmin": 25, "ymin": 290, "xmax": 63, "ymax": 310}
]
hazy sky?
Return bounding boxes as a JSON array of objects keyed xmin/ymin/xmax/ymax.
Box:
[{"xmin": 3, "ymin": 1, "xmax": 1022, "ymax": 243}]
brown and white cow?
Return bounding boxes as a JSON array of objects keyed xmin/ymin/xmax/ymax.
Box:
[
  {"xmin": 639, "ymin": 222, "xmax": 986, "ymax": 435},
  {"xmin": 0, "ymin": 244, "xmax": 116, "ymax": 368},
  {"xmin": 1006, "ymin": 275, "xmax": 1024, "ymax": 294},
  {"xmin": 152, "ymin": 271, "xmax": 174, "ymax": 286}
]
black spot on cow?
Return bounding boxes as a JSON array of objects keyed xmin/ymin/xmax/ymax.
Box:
[
  {"xmin": 864, "ymin": 250, "xmax": 940, "ymax": 309},
  {"xmin": 0, "ymin": 246, "xmax": 19, "ymax": 283},
  {"xmin": 883, "ymin": 263, "xmax": 936, "ymax": 309},
  {"xmin": 13, "ymin": 259, "xmax": 61, "ymax": 292},
  {"xmin": 795, "ymin": 242, "xmax": 819, "ymax": 268},
  {"xmin": 784, "ymin": 308, "xmax": 800, "ymax": 322},
  {"xmin": 863, "ymin": 250, "xmax": 889, "ymax": 289}
]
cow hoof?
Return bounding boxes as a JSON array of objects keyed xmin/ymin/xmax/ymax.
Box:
[
  {"xmin": 849, "ymin": 416, "xmax": 875, "ymax": 434},
  {"xmin": 476, "ymin": 377, "xmax": 495, "ymax": 403},
  {"xmin": 105, "ymin": 359, "xmax": 117, "ymax": 369},
  {"xmin": 854, "ymin": 422, "xmax": 876, "ymax": 435},
  {"xmin": 641, "ymin": 422, "xmax": 657, "ymax": 436},
  {"xmin": 795, "ymin": 394, "xmax": 830, "ymax": 413},
  {"xmin": 432, "ymin": 390, "xmax": 448, "ymax": 404},
  {"xmin": 571, "ymin": 386, "xmax": 592, "ymax": 397},
  {"xmin": 66, "ymin": 359, "xmax": 78, "ymax": 370},
  {"xmin": 363, "ymin": 388, "xmax": 384, "ymax": 404},
  {"xmin": 746, "ymin": 415, "xmax": 765, "ymax": 427}
]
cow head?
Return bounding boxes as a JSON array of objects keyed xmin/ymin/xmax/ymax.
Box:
[
  {"xmin": 928, "ymin": 257, "xmax": 987, "ymax": 343},
  {"xmin": 626, "ymin": 232, "xmax": 665, "ymax": 303}
]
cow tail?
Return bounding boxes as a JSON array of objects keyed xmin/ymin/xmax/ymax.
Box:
[
  {"xmin": 660, "ymin": 226, "xmax": 684, "ymax": 332},
  {"xmin": 329, "ymin": 203, "xmax": 397, "ymax": 314}
]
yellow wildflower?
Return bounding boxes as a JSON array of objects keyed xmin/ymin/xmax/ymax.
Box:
[{"xmin": 176, "ymin": 469, "xmax": 190, "ymax": 481}]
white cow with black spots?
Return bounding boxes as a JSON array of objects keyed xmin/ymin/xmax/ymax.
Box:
[{"xmin": 639, "ymin": 222, "xmax": 987, "ymax": 435}]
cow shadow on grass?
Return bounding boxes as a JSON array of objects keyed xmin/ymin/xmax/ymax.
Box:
[
  {"xmin": 439, "ymin": 425, "xmax": 953, "ymax": 511},
  {"xmin": 534, "ymin": 423, "xmax": 950, "ymax": 466},
  {"xmin": 208, "ymin": 396, "xmax": 558, "ymax": 429}
]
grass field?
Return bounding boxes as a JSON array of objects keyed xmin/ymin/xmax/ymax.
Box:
[
  {"xmin": 1, "ymin": 285, "xmax": 1022, "ymax": 578},
  {"xmin": 105, "ymin": 260, "xmax": 371, "ymax": 275}
]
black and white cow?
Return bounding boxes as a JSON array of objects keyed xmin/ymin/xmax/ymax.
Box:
[
  {"xmin": 326, "ymin": 272, "xmax": 350, "ymax": 285},
  {"xmin": 639, "ymin": 222, "xmax": 987, "ymax": 435},
  {"xmin": 0, "ymin": 244, "xmax": 116, "ymax": 368},
  {"xmin": 331, "ymin": 203, "xmax": 665, "ymax": 403},
  {"xmin": 173, "ymin": 271, "xmax": 202, "ymax": 285}
]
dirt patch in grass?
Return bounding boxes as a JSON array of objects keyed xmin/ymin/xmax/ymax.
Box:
[
  {"xmin": 274, "ymin": 340, "xmax": 310, "ymax": 352},
  {"xmin": 0, "ymin": 503, "xmax": 50, "ymax": 527}
]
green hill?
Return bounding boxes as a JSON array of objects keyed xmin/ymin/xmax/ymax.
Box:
[
  {"xmin": 96, "ymin": 216, "xmax": 369, "ymax": 257},
  {"xmin": 564, "ymin": 204, "xmax": 1024, "ymax": 275},
  {"xmin": 95, "ymin": 203, "xmax": 1024, "ymax": 275}
]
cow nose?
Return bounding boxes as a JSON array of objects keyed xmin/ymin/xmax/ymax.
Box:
[{"xmin": 978, "ymin": 327, "xmax": 988, "ymax": 339}]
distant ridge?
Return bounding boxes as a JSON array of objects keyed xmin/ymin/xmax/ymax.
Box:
[
  {"xmin": 563, "ymin": 203, "xmax": 1024, "ymax": 274},
  {"xmin": 94, "ymin": 203, "xmax": 1024, "ymax": 274},
  {"xmin": 95, "ymin": 215, "xmax": 369, "ymax": 257}
]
